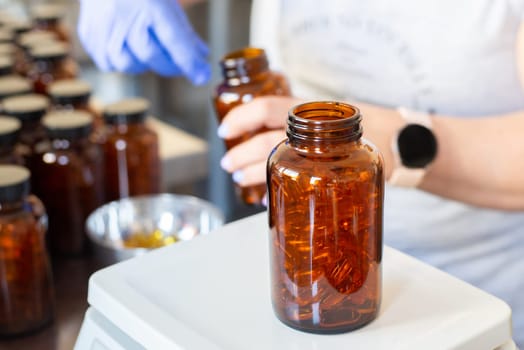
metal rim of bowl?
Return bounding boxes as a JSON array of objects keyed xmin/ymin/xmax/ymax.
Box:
[{"xmin": 85, "ymin": 193, "xmax": 225, "ymax": 253}]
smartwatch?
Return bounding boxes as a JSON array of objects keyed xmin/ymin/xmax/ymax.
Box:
[{"xmin": 388, "ymin": 107, "xmax": 438, "ymax": 187}]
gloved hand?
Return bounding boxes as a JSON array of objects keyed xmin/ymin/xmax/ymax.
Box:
[{"xmin": 78, "ymin": 0, "xmax": 210, "ymax": 85}]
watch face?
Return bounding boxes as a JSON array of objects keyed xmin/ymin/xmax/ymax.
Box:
[{"xmin": 397, "ymin": 124, "xmax": 438, "ymax": 168}]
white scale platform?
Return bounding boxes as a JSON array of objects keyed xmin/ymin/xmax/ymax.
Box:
[{"xmin": 75, "ymin": 213, "xmax": 517, "ymax": 350}]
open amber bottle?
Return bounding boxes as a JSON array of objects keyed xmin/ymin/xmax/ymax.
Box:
[
  {"xmin": 0, "ymin": 165, "xmax": 54, "ymax": 336},
  {"xmin": 267, "ymin": 101, "xmax": 384, "ymax": 333},
  {"xmin": 214, "ymin": 47, "xmax": 290, "ymax": 205}
]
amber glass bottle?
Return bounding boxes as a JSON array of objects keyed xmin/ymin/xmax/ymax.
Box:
[
  {"xmin": 267, "ymin": 101, "xmax": 384, "ymax": 334},
  {"xmin": 28, "ymin": 42, "xmax": 77, "ymax": 94},
  {"xmin": 2, "ymin": 94, "xmax": 49, "ymax": 163},
  {"xmin": 32, "ymin": 111, "xmax": 104, "ymax": 256},
  {"xmin": 48, "ymin": 79, "xmax": 102, "ymax": 129},
  {"xmin": 214, "ymin": 47, "xmax": 290, "ymax": 205},
  {"xmin": 101, "ymin": 98, "xmax": 160, "ymax": 202},
  {"xmin": 0, "ymin": 165, "xmax": 54, "ymax": 336},
  {"xmin": 0, "ymin": 116, "xmax": 23, "ymax": 165},
  {"xmin": 31, "ymin": 4, "xmax": 70, "ymax": 43}
]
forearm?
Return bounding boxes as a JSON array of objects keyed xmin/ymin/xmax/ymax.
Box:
[
  {"xmin": 420, "ymin": 112, "xmax": 524, "ymax": 210},
  {"xmin": 361, "ymin": 103, "xmax": 524, "ymax": 210}
]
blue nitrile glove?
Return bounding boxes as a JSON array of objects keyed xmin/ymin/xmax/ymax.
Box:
[{"xmin": 78, "ymin": 0, "xmax": 210, "ymax": 85}]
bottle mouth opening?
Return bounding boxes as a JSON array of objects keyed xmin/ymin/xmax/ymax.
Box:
[
  {"xmin": 290, "ymin": 101, "xmax": 359, "ymax": 123},
  {"xmin": 287, "ymin": 101, "xmax": 362, "ymax": 142}
]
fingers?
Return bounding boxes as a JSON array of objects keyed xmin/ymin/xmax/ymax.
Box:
[
  {"xmin": 221, "ymin": 129, "xmax": 286, "ymax": 174},
  {"xmin": 218, "ymin": 96, "xmax": 304, "ymax": 140},
  {"xmin": 231, "ymin": 162, "xmax": 267, "ymax": 187}
]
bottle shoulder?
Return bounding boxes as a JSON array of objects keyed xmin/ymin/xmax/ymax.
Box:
[{"xmin": 269, "ymin": 138, "xmax": 384, "ymax": 174}]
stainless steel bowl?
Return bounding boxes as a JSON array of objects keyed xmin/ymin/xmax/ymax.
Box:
[{"xmin": 86, "ymin": 194, "xmax": 225, "ymax": 265}]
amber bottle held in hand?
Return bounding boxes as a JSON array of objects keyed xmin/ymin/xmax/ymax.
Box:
[
  {"xmin": 0, "ymin": 165, "xmax": 54, "ymax": 336},
  {"xmin": 214, "ymin": 47, "xmax": 291, "ymax": 205},
  {"xmin": 267, "ymin": 101, "xmax": 384, "ymax": 333}
]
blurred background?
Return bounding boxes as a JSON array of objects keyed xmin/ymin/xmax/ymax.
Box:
[{"xmin": 3, "ymin": 0, "xmax": 260, "ymax": 222}]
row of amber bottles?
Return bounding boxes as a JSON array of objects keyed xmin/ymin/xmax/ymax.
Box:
[
  {"xmin": 0, "ymin": 92, "xmax": 160, "ymax": 256},
  {"xmin": 0, "ymin": 4, "xmax": 97, "ymax": 338},
  {"xmin": 0, "ymin": 3, "xmax": 77, "ymax": 94}
]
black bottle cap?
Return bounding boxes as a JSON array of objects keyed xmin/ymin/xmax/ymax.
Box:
[
  {"xmin": 0, "ymin": 28, "xmax": 14, "ymax": 44},
  {"xmin": 103, "ymin": 98, "xmax": 149, "ymax": 124},
  {"xmin": 42, "ymin": 110, "xmax": 93, "ymax": 139},
  {"xmin": 30, "ymin": 42, "xmax": 68, "ymax": 60},
  {"xmin": 18, "ymin": 30, "xmax": 58, "ymax": 51},
  {"xmin": 2, "ymin": 94, "xmax": 50, "ymax": 122},
  {"xmin": 48, "ymin": 79, "xmax": 91, "ymax": 105},
  {"xmin": 0, "ymin": 56, "xmax": 13, "ymax": 76},
  {"xmin": 0, "ymin": 42, "xmax": 16, "ymax": 56},
  {"xmin": 0, "ymin": 76, "xmax": 33, "ymax": 100},
  {"xmin": 31, "ymin": 4, "xmax": 65, "ymax": 21},
  {"xmin": 0, "ymin": 116, "xmax": 20, "ymax": 147},
  {"xmin": 4, "ymin": 20, "xmax": 32, "ymax": 35},
  {"xmin": 0, "ymin": 165, "xmax": 30, "ymax": 203}
]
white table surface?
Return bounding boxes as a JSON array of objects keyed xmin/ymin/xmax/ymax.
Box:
[{"xmin": 80, "ymin": 213, "xmax": 514, "ymax": 350}]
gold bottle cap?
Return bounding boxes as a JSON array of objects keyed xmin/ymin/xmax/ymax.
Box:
[
  {"xmin": 43, "ymin": 110, "xmax": 93, "ymax": 129},
  {"xmin": 48, "ymin": 79, "xmax": 91, "ymax": 98},
  {"xmin": 0, "ymin": 76, "xmax": 32, "ymax": 97},
  {"xmin": 3, "ymin": 94, "xmax": 49, "ymax": 113},
  {"xmin": 0, "ymin": 116, "xmax": 21, "ymax": 134}
]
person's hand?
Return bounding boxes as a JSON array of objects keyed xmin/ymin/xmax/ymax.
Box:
[
  {"xmin": 218, "ymin": 96, "xmax": 304, "ymax": 188},
  {"xmin": 78, "ymin": 0, "xmax": 210, "ymax": 85}
]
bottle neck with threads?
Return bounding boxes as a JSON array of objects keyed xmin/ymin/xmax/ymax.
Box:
[
  {"xmin": 220, "ymin": 47, "xmax": 270, "ymax": 86},
  {"xmin": 287, "ymin": 101, "xmax": 363, "ymax": 155}
]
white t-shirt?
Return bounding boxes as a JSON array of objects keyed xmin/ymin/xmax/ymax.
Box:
[{"xmin": 251, "ymin": 0, "xmax": 524, "ymax": 344}]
